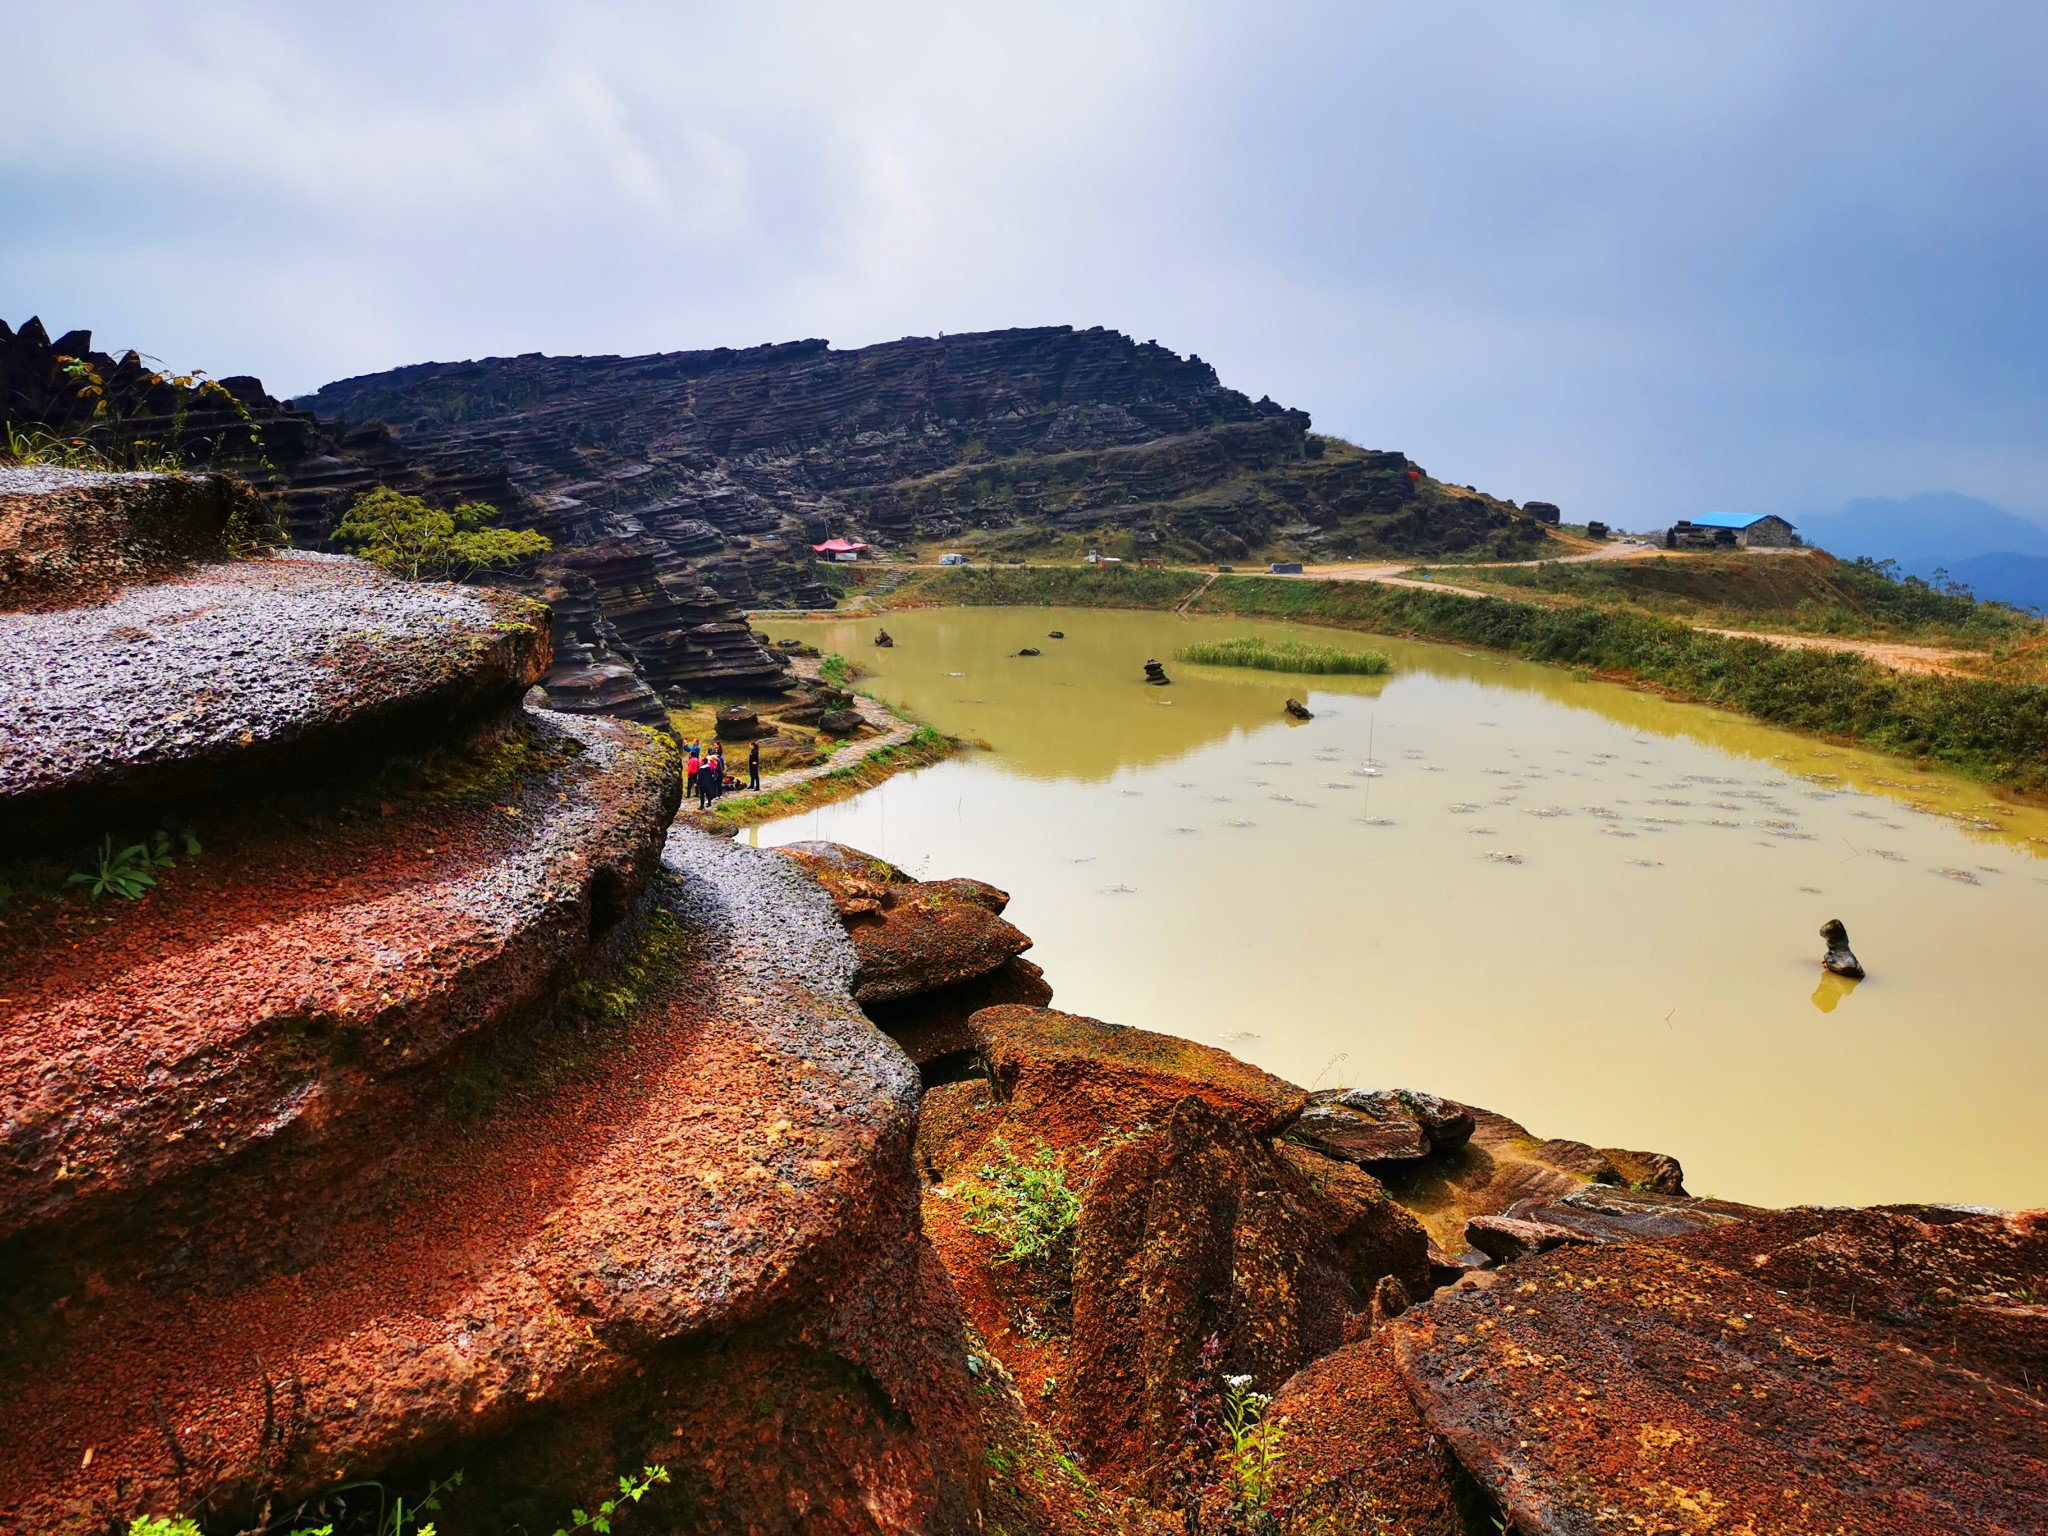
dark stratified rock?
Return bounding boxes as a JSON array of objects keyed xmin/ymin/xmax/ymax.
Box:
[
  {"xmin": 1598, "ymin": 1146, "xmax": 1687, "ymax": 1194},
  {"xmin": 714, "ymin": 703, "xmax": 761, "ymax": 739},
  {"xmin": 774, "ymin": 841, "xmax": 1032, "ymax": 1005},
  {"xmin": 1047, "ymin": 630, "xmax": 1065, "ymax": 639},
  {"xmin": 1821, "ymin": 916, "xmax": 1864, "ymax": 977},
  {"xmin": 1016, "ymin": 646, "xmax": 1041, "ymax": 657},
  {"xmin": 1464, "ymin": 1213, "xmax": 1596, "ymax": 1264},
  {"xmin": 1065, "ymin": 1099, "xmax": 1357, "ymax": 1490},
  {"xmin": 1494, "ymin": 1183, "xmax": 1757, "ymax": 1249},
  {"xmin": 1386, "ymin": 1238, "xmax": 2048, "ymax": 1536},
  {"xmin": 1284, "ymin": 697, "xmax": 1313, "ymax": 719},
  {"xmin": 1523, "ymin": 501, "xmax": 1562, "ymax": 524},
  {"xmin": 1143, "ymin": 658, "xmax": 1170, "ymax": 685},
  {"xmin": 1285, "ymin": 1088, "xmax": 1474, "ymax": 1168},
  {"xmin": 817, "ymin": 707, "xmax": 865, "ymax": 735},
  {"xmin": 874, "ymin": 628, "xmax": 895, "ymax": 647}
]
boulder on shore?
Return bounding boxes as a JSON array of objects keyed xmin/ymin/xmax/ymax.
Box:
[
  {"xmin": 775, "ymin": 841, "xmax": 1033, "ymax": 1005},
  {"xmin": 714, "ymin": 703, "xmax": 761, "ymax": 739}
]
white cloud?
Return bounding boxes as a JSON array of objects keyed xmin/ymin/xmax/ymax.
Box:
[{"xmin": 3, "ymin": 0, "xmax": 2044, "ymax": 521}]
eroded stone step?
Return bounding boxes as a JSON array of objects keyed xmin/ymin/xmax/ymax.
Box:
[
  {"xmin": 0, "ymin": 708, "xmax": 678, "ymax": 1239},
  {"xmin": 0, "ymin": 549, "xmax": 551, "ymax": 843},
  {"xmin": 0, "ymin": 832, "xmax": 972, "ymax": 1535}
]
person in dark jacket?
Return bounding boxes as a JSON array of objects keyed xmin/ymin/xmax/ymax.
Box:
[
  {"xmin": 703, "ymin": 753, "xmax": 724, "ymax": 808},
  {"xmin": 747, "ymin": 739, "xmax": 761, "ymax": 791}
]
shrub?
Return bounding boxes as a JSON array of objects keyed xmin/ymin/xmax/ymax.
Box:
[{"xmin": 333, "ymin": 489, "xmax": 552, "ymax": 581}]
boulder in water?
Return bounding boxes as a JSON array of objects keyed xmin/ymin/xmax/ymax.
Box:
[
  {"xmin": 1285, "ymin": 697, "xmax": 1314, "ymax": 719},
  {"xmin": 874, "ymin": 628, "xmax": 895, "ymax": 648},
  {"xmin": 1143, "ymin": 658, "xmax": 1170, "ymax": 685},
  {"xmin": 1015, "ymin": 646, "xmax": 1040, "ymax": 657},
  {"xmin": 1821, "ymin": 917, "xmax": 1864, "ymax": 977},
  {"xmin": 1047, "ymin": 630, "xmax": 1065, "ymax": 639}
]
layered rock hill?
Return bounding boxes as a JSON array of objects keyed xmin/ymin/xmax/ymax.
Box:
[
  {"xmin": 0, "ymin": 316, "xmax": 794, "ymax": 721},
  {"xmin": 4, "ymin": 314, "xmax": 1559, "ymax": 723}
]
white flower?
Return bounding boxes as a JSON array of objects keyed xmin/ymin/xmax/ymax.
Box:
[{"xmin": 1223, "ymin": 1373, "xmax": 1253, "ymax": 1390}]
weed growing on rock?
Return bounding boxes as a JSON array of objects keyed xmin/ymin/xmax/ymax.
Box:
[
  {"xmin": 1174, "ymin": 636, "xmax": 1391, "ymax": 676},
  {"xmin": 961, "ymin": 1138, "xmax": 1083, "ymax": 1269},
  {"xmin": 67, "ymin": 828, "xmax": 198, "ymax": 901},
  {"xmin": 818, "ymin": 652, "xmax": 860, "ymax": 688},
  {"xmin": 1168, "ymin": 1335, "xmax": 1299, "ymax": 1536}
]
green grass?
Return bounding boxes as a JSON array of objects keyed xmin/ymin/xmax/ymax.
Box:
[
  {"xmin": 961, "ymin": 1139, "xmax": 1082, "ymax": 1268},
  {"xmin": 1174, "ymin": 636, "xmax": 1390, "ymax": 675}
]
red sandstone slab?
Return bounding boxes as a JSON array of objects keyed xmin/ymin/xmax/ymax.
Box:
[
  {"xmin": 0, "ymin": 708, "xmax": 678, "ymax": 1238},
  {"xmin": 0, "ymin": 549, "xmax": 550, "ymax": 841},
  {"xmin": 1386, "ymin": 1242, "xmax": 2048, "ymax": 1535},
  {"xmin": 0, "ymin": 832, "xmax": 937, "ymax": 1535}
]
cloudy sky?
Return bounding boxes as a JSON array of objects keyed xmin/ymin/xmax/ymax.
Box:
[{"xmin": 4, "ymin": 2, "xmax": 2044, "ymax": 526}]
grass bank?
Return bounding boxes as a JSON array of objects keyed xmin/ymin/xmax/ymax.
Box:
[
  {"xmin": 698, "ymin": 725, "xmax": 955, "ymax": 828},
  {"xmin": 1174, "ymin": 636, "xmax": 1390, "ymax": 675},
  {"xmin": 895, "ymin": 566, "xmax": 2048, "ymax": 794}
]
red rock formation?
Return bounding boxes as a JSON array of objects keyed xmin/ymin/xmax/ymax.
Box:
[{"xmin": 0, "ymin": 473, "xmax": 986, "ymax": 1535}]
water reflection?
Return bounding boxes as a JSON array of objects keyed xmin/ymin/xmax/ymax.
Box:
[
  {"xmin": 1810, "ymin": 972, "xmax": 1862, "ymax": 1014},
  {"xmin": 761, "ymin": 606, "xmax": 2048, "ymax": 1210}
]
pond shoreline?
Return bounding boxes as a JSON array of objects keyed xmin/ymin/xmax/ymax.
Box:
[{"xmin": 849, "ymin": 567, "xmax": 2048, "ymax": 804}]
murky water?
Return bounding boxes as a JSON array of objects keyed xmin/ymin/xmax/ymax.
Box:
[{"xmin": 754, "ymin": 607, "xmax": 2048, "ymax": 1210}]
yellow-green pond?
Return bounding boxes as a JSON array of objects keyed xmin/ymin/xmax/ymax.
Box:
[{"xmin": 756, "ymin": 606, "xmax": 2048, "ymax": 1211}]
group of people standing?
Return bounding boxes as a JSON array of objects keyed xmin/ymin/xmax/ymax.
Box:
[{"xmin": 685, "ymin": 739, "xmax": 762, "ymax": 810}]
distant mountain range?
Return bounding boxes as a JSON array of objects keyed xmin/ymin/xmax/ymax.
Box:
[{"xmin": 1795, "ymin": 493, "xmax": 2048, "ymax": 612}]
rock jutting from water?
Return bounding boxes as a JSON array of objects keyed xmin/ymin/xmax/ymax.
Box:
[
  {"xmin": 1822, "ymin": 915, "xmax": 1866, "ymax": 976},
  {"xmin": 1144, "ymin": 657, "xmax": 1171, "ymax": 685}
]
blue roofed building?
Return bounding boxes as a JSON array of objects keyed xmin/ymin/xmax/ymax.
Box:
[{"xmin": 1665, "ymin": 510, "xmax": 1798, "ymax": 549}]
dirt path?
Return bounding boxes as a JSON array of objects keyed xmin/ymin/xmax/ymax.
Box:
[{"xmin": 1698, "ymin": 628, "xmax": 1980, "ymax": 676}]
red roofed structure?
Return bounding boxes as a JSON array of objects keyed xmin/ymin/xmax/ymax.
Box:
[{"xmin": 812, "ymin": 537, "xmax": 870, "ymax": 558}]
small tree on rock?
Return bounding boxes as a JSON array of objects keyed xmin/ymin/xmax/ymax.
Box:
[{"xmin": 333, "ymin": 488, "xmax": 552, "ymax": 581}]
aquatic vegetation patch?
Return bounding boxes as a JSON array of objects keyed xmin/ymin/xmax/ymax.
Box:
[{"xmin": 1173, "ymin": 636, "xmax": 1391, "ymax": 675}]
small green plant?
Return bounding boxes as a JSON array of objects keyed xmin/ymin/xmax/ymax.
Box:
[
  {"xmin": 1174, "ymin": 636, "xmax": 1391, "ymax": 676},
  {"xmin": 68, "ymin": 828, "xmax": 197, "ymax": 901},
  {"xmin": 129, "ymin": 1520, "xmax": 202, "ymax": 1536},
  {"xmin": 333, "ymin": 488, "xmax": 553, "ymax": 582},
  {"xmin": 818, "ymin": 652, "xmax": 858, "ymax": 688},
  {"xmin": 960, "ymin": 1138, "xmax": 1082, "ymax": 1268},
  {"xmin": 2, "ymin": 421, "xmax": 116, "ymax": 468},
  {"xmin": 553, "ymin": 1464, "xmax": 671, "ymax": 1536}
]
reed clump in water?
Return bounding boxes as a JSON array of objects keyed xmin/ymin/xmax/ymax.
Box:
[{"xmin": 1174, "ymin": 636, "xmax": 1392, "ymax": 675}]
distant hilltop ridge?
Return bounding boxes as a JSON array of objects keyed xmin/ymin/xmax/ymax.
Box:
[{"xmin": 4, "ymin": 317, "xmax": 1559, "ymax": 710}]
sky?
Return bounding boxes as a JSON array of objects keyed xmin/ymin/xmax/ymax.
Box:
[{"xmin": 4, "ymin": 2, "xmax": 2046, "ymax": 529}]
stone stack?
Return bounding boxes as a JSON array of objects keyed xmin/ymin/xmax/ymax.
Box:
[{"xmin": 0, "ymin": 470, "xmax": 982, "ymax": 1534}]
